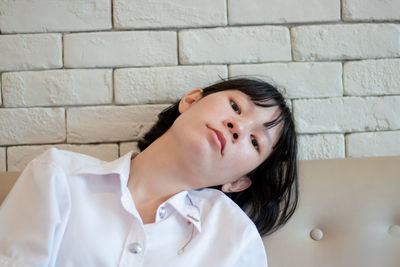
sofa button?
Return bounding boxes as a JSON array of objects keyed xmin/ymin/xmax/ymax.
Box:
[
  {"xmin": 310, "ymin": 228, "xmax": 324, "ymax": 241},
  {"xmin": 388, "ymin": 224, "xmax": 400, "ymax": 238}
]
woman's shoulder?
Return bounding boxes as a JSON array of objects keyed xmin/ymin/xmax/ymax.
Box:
[
  {"xmin": 187, "ymin": 188, "xmax": 267, "ymax": 265},
  {"xmin": 33, "ymin": 147, "xmax": 103, "ymax": 163},
  {"xmin": 30, "ymin": 147, "xmax": 106, "ymax": 172},
  {"xmin": 189, "ymin": 188, "xmax": 257, "ymax": 232}
]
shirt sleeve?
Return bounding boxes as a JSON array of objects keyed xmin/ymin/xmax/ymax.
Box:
[
  {"xmin": 0, "ymin": 154, "xmax": 71, "ymax": 267},
  {"xmin": 235, "ymin": 224, "xmax": 269, "ymax": 267}
]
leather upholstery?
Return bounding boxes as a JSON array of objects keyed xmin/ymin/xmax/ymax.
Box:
[
  {"xmin": 1, "ymin": 156, "xmax": 399, "ymax": 266},
  {"xmin": 264, "ymin": 156, "xmax": 400, "ymax": 267}
]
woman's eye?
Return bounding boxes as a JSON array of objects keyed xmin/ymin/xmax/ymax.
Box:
[
  {"xmin": 251, "ymin": 136, "xmax": 259, "ymax": 151},
  {"xmin": 231, "ymin": 100, "xmax": 241, "ymax": 114}
]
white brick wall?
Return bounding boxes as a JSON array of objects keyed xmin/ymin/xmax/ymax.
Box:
[
  {"xmin": 2, "ymin": 69, "xmax": 113, "ymax": 107},
  {"xmin": 294, "ymin": 96, "xmax": 400, "ymax": 133},
  {"xmin": 7, "ymin": 144, "xmax": 119, "ymax": 171},
  {"xmin": 229, "ymin": 0, "xmax": 340, "ymax": 24},
  {"xmin": 292, "ymin": 24, "xmax": 400, "ymax": 61},
  {"xmin": 179, "ymin": 26, "xmax": 291, "ymax": 64},
  {"xmin": 343, "ymin": 0, "xmax": 400, "ymax": 21},
  {"xmin": 0, "ymin": 108, "xmax": 65, "ymax": 145},
  {"xmin": 120, "ymin": 142, "xmax": 140, "ymax": 157},
  {"xmin": 0, "ymin": 34, "xmax": 62, "ymax": 72},
  {"xmin": 344, "ymin": 59, "xmax": 400, "ymax": 96},
  {"xmin": 0, "ymin": 0, "xmax": 399, "ymax": 171},
  {"xmin": 114, "ymin": 0, "xmax": 227, "ymax": 29},
  {"xmin": 0, "ymin": 0, "xmax": 111, "ymax": 33},
  {"xmin": 115, "ymin": 65, "xmax": 227, "ymax": 104},
  {"xmin": 67, "ymin": 105, "xmax": 167, "ymax": 143},
  {"xmin": 298, "ymin": 134, "xmax": 345, "ymax": 160},
  {"xmin": 64, "ymin": 31, "xmax": 177, "ymax": 68},
  {"xmin": 229, "ymin": 62, "xmax": 342, "ymax": 98},
  {"xmin": 346, "ymin": 131, "xmax": 400, "ymax": 157}
]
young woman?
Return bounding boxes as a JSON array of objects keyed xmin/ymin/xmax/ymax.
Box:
[{"xmin": 0, "ymin": 77, "xmax": 298, "ymax": 267}]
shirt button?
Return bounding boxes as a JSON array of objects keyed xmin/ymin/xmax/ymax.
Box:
[
  {"xmin": 128, "ymin": 242, "xmax": 143, "ymax": 254},
  {"xmin": 158, "ymin": 206, "xmax": 166, "ymax": 219}
]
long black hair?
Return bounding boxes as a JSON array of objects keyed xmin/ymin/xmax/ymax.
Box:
[{"xmin": 138, "ymin": 77, "xmax": 298, "ymax": 236}]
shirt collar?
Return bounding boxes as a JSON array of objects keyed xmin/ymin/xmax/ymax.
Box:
[
  {"xmin": 71, "ymin": 151, "xmax": 136, "ymax": 187},
  {"xmin": 165, "ymin": 190, "xmax": 202, "ymax": 233},
  {"xmin": 71, "ymin": 151, "xmax": 203, "ymax": 231}
]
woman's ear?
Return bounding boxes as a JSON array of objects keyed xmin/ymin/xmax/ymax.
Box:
[
  {"xmin": 178, "ymin": 89, "xmax": 203, "ymax": 114},
  {"xmin": 221, "ymin": 176, "xmax": 252, "ymax": 193}
]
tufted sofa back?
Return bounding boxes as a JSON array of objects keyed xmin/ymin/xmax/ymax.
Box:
[{"xmin": 264, "ymin": 156, "xmax": 400, "ymax": 267}]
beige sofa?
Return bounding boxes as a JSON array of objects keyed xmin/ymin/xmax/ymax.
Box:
[{"xmin": 1, "ymin": 156, "xmax": 400, "ymax": 266}]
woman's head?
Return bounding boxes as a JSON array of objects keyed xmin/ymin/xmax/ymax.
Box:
[
  {"xmin": 138, "ymin": 77, "xmax": 298, "ymax": 236},
  {"xmin": 167, "ymin": 88, "xmax": 283, "ymax": 193}
]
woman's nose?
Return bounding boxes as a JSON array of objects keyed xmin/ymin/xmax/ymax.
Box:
[{"xmin": 225, "ymin": 120, "xmax": 244, "ymax": 141}]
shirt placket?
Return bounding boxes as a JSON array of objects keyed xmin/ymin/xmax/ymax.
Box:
[
  {"xmin": 119, "ymin": 218, "xmax": 147, "ymax": 267},
  {"xmin": 118, "ymin": 189, "xmax": 148, "ymax": 267}
]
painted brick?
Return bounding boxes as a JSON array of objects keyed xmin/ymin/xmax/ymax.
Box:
[
  {"xmin": 344, "ymin": 59, "xmax": 400, "ymax": 96},
  {"xmin": 293, "ymin": 96, "xmax": 400, "ymax": 133},
  {"xmin": 115, "ymin": 65, "xmax": 227, "ymax": 104},
  {"xmin": 0, "ymin": 147, "xmax": 5, "ymax": 172},
  {"xmin": 229, "ymin": 0, "xmax": 339, "ymax": 24},
  {"xmin": 229, "ymin": 62, "xmax": 342, "ymax": 98},
  {"xmin": 343, "ymin": 0, "xmax": 400, "ymax": 21},
  {"xmin": 292, "ymin": 24, "xmax": 400, "ymax": 61},
  {"xmin": 2, "ymin": 69, "xmax": 113, "ymax": 107},
  {"xmin": 0, "ymin": 108, "xmax": 65, "ymax": 145},
  {"xmin": 298, "ymin": 134, "xmax": 345, "ymax": 160},
  {"xmin": 64, "ymin": 31, "xmax": 177, "ymax": 68},
  {"xmin": 346, "ymin": 131, "xmax": 400, "ymax": 157},
  {"xmin": 120, "ymin": 142, "xmax": 140, "ymax": 157},
  {"xmin": 7, "ymin": 144, "xmax": 119, "ymax": 171},
  {"xmin": 67, "ymin": 105, "xmax": 168, "ymax": 143},
  {"xmin": 0, "ymin": 0, "xmax": 111, "ymax": 33},
  {"xmin": 179, "ymin": 26, "xmax": 291, "ymax": 64},
  {"xmin": 0, "ymin": 34, "xmax": 62, "ymax": 72},
  {"xmin": 114, "ymin": 0, "xmax": 226, "ymax": 29}
]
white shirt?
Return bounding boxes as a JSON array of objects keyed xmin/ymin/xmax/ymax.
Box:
[{"xmin": 0, "ymin": 148, "xmax": 268, "ymax": 267}]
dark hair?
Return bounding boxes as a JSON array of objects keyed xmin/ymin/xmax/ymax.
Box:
[{"xmin": 138, "ymin": 77, "xmax": 298, "ymax": 236}]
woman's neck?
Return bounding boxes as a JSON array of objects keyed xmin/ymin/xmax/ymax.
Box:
[{"xmin": 127, "ymin": 134, "xmax": 193, "ymax": 223}]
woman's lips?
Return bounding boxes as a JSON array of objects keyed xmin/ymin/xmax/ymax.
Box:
[{"xmin": 206, "ymin": 125, "xmax": 226, "ymax": 155}]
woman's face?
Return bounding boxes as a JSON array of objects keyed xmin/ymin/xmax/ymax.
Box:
[{"xmin": 169, "ymin": 89, "xmax": 283, "ymax": 191}]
